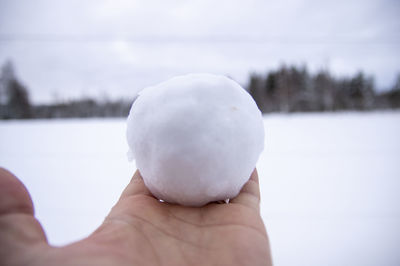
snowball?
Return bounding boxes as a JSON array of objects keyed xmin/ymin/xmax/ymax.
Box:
[{"xmin": 126, "ymin": 73, "xmax": 264, "ymax": 206}]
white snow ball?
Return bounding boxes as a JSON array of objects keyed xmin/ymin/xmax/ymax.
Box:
[{"xmin": 126, "ymin": 73, "xmax": 264, "ymax": 206}]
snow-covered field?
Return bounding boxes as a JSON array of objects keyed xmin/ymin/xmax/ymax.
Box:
[{"xmin": 1, "ymin": 112, "xmax": 399, "ymax": 266}]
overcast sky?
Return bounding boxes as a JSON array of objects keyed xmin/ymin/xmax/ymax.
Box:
[{"xmin": 0, "ymin": 0, "xmax": 399, "ymax": 103}]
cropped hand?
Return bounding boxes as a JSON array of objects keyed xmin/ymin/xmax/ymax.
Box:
[{"xmin": 0, "ymin": 168, "xmax": 272, "ymax": 266}]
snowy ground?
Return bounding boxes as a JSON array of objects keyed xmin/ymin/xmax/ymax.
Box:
[{"xmin": 1, "ymin": 112, "xmax": 399, "ymax": 266}]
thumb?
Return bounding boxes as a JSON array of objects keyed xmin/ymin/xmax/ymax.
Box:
[{"xmin": 0, "ymin": 168, "xmax": 48, "ymax": 263}]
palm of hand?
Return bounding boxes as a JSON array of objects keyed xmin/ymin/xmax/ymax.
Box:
[{"xmin": 0, "ymin": 169, "xmax": 272, "ymax": 266}]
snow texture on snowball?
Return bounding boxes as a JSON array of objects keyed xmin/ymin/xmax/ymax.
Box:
[{"xmin": 126, "ymin": 73, "xmax": 264, "ymax": 206}]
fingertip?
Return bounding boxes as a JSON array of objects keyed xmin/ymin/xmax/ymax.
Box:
[
  {"xmin": 0, "ymin": 168, "xmax": 34, "ymax": 216},
  {"xmin": 230, "ymin": 169, "xmax": 261, "ymax": 210},
  {"xmin": 119, "ymin": 170, "xmax": 153, "ymax": 199},
  {"xmin": 241, "ymin": 169, "xmax": 260, "ymax": 198},
  {"xmin": 249, "ymin": 168, "xmax": 259, "ymax": 183},
  {"xmin": 132, "ymin": 169, "xmax": 143, "ymax": 182}
]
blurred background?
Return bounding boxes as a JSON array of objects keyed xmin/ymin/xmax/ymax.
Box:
[{"xmin": 0, "ymin": 0, "xmax": 399, "ymax": 265}]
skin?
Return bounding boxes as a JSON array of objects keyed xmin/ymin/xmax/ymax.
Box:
[{"xmin": 0, "ymin": 167, "xmax": 272, "ymax": 266}]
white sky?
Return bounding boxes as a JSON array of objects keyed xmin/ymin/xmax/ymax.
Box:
[{"xmin": 0, "ymin": 0, "xmax": 399, "ymax": 103}]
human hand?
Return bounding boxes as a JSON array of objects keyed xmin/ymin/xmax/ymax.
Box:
[{"xmin": 0, "ymin": 168, "xmax": 272, "ymax": 266}]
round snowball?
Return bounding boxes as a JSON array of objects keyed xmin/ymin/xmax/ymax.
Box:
[{"xmin": 127, "ymin": 73, "xmax": 264, "ymax": 206}]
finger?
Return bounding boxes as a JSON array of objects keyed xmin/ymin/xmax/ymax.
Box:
[
  {"xmin": 230, "ymin": 169, "xmax": 261, "ymax": 211},
  {"xmin": 0, "ymin": 168, "xmax": 34, "ymax": 216},
  {"xmin": 0, "ymin": 168, "xmax": 48, "ymax": 262},
  {"xmin": 119, "ymin": 170, "xmax": 153, "ymax": 200}
]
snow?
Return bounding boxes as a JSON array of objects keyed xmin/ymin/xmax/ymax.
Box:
[
  {"xmin": 1, "ymin": 112, "xmax": 400, "ymax": 265},
  {"xmin": 259, "ymin": 112, "xmax": 400, "ymax": 266},
  {"xmin": 127, "ymin": 74, "xmax": 264, "ymax": 206}
]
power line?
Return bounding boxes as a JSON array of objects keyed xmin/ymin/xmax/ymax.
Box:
[{"xmin": 0, "ymin": 33, "xmax": 399, "ymax": 45}]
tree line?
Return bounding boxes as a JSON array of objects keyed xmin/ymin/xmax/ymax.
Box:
[
  {"xmin": 0, "ymin": 61, "xmax": 399, "ymax": 119},
  {"xmin": 0, "ymin": 61, "xmax": 131, "ymax": 119},
  {"xmin": 248, "ymin": 65, "xmax": 400, "ymax": 113}
]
